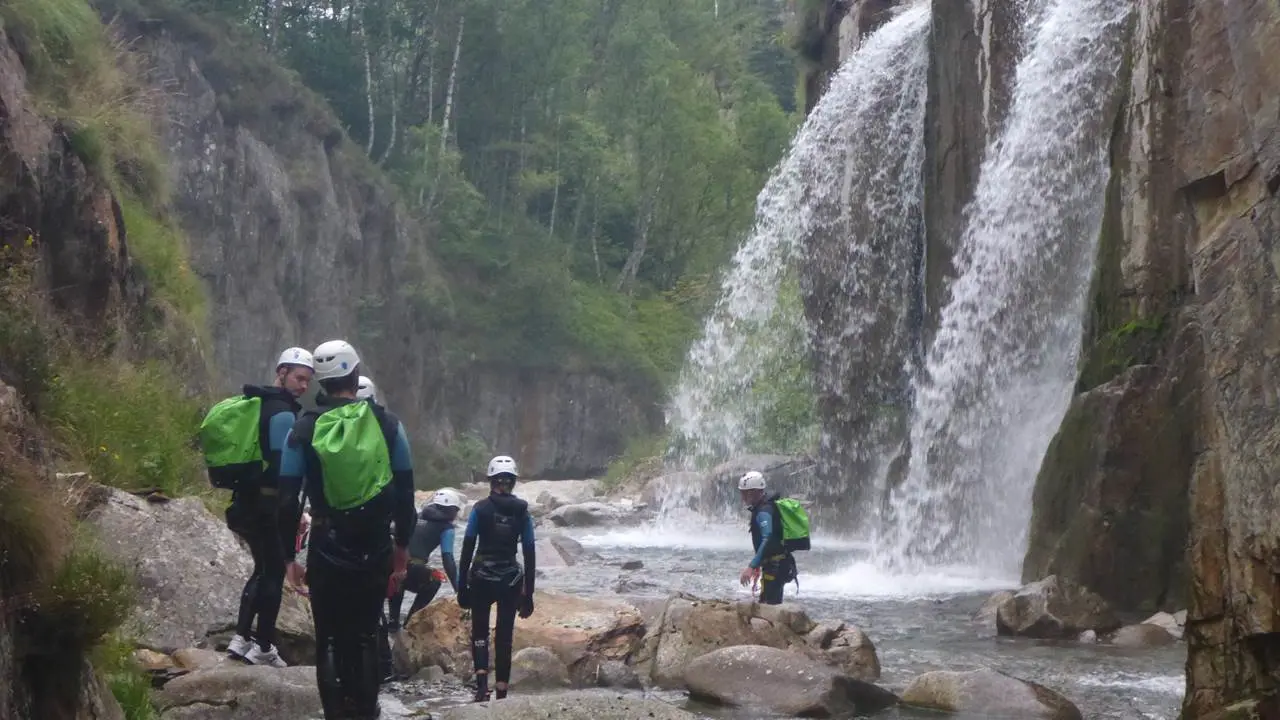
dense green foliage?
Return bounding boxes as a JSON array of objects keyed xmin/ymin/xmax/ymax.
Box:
[{"xmin": 171, "ymin": 0, "xmax": 798, "ymax": 385}]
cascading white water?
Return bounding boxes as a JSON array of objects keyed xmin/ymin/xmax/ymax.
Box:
[
  {"xmin": 660, "ymin": 2, "xmax": 931, "ymax": 521},
  {"xmin": 880, "ymin": 0, "xmax": 1134, "ymax": 577}
]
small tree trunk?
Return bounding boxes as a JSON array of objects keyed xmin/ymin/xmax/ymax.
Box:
[
  {"xmin": 615, "ymin": 171, "xmax": 664, "ymax": 294},
  {"xmin": 357, "ymin": 3, "xmax": 376, "ymax": 155},
  {"xmin": 428, "ymin": 13, "xmax": 465, "ymax": 210}
]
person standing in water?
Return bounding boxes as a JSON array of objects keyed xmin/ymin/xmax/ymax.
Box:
[
  {"xmin": 458, "ymin": 456, "xmax": 536, "ymax": 702},
  {"xmin": 277, "ymin": 341, "xmax": 416, "ymax": 719},
  {"xmin": 737, "ymin": 470, "xmax": 798, "ymax": 605}
]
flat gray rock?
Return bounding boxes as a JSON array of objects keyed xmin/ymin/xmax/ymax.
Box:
[{"xmin": 438, "ymin": 690, "xmax": 695, "ymax": 719}]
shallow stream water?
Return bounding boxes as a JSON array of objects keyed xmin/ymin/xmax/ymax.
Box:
[{"xmin": 387, "ymin": 522, "xmax": 1185, "ymax": 719}]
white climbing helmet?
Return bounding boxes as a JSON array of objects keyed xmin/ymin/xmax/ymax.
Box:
[
  {"xmin": 276, "ymin": 347, "xmax": 314, "ymax": 371},
  {"xmin": 356, "ymin": 375, "xmax": 378, "ymax": 402},
  {"xmin": 486, "ymin": 455, "xmax": 519, "ymax": 479},
  {"xmin": 430, "ymin": 488, "xmax": 464, "ymax": 509},
  {"xmin": 738, "ymin": 471, "xmax": 767, "ymax": 491},
  {"xmin": 312, "ymin": 340, "xmax": 360, "ymax": 381}
]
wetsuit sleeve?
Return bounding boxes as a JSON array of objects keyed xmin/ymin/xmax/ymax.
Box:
[
  {"xmin": 440, "ymin": 526, "xmax": 458, "ymax": 590},
  {"xmin": 458, "ymin": 509, "xmax": 479, "ymax": 588},
  {"xmin": 264, "ymin": 411, "xmax": 295, "ymax": 485},
  {"xmin": 278, "ymin": 428, "xmax": 307, "ymax": 561},
  {"xmin": 521, "ymin": 512, "xmax": 536, "ymax": 597},
  {"xmin": 389, "ymin": 422, "xmax": 415, "ymax": 548},
  {"xmin": 749, "ymin": 510, "xmax": 773, "ymax": 569}
]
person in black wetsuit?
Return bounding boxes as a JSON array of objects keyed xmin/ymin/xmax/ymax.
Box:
[
  {"xmin": 737, "ymin": 470, "xmax": 796, "ymax": 605},
  {"xmin": 277, "ymin": 340, "xmax": 416, "ymax": 719},
  {"xmin": 391, "ymin": 488, "xmax": 461, "ymax": 628},
  {"xmin": 225, "ymin": 347, "xmax": 314, "ymax": 668},
  {"xmin": 457, "ymin": 455, "xmax": 536, "ymax": 702}
]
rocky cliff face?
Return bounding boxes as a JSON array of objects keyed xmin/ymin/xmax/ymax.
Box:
[
  {"xmin": 804, "ymin": 0, "xmax": 1280, "ymax": 715},
  {"xmin": 1022, "ymin": 1, "xmax": 1280, "ymax": 715},
  {"xmin": 0, "ymin": 25, "xmax": 134, "ymax": 719},
  {"xmin": 113, "ymin": 5, "xmax": 660, "ymax": 479}
]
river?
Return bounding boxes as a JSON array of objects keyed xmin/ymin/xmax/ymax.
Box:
[{"xmin": 388, "ymin": 520, "xmax": 1185, "ymax": 719}]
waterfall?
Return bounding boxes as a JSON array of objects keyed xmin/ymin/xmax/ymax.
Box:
[
  {"xmin": 661, "ymin": 2, "xmax": 931, "ymax": 521},
  {"xmin": 880, "ymin": 0, "xmax": 1134, "ymax": 577}
]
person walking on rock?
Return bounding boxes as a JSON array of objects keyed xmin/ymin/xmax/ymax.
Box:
[
  {"xmin": 737, "ymin": 470, "xmax": 800, "ymax": 605},
  {"xmin": 211, "ymin": 347, "xmax": 314, "ymax": 668},
  {"xmin": 277, "ymin": 341, "xmax": 416, "ymax": 719},
  {"xmin": 458, "ymin": 456, "xmax": 536, "ymax": 702}
]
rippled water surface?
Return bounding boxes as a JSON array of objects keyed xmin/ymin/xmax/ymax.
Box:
[{"xmin": 391, "ymin": 523, "xmax": 1185, "ymax": 719}]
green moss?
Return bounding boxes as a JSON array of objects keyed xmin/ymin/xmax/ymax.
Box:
[{"xmin": 118, "ymin": 194, "xmax": 208, "ymax": 326}]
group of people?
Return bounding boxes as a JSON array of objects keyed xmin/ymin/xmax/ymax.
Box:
[
  {"xmin": 201, "ymin": 341, "xmax": 806, "ymax": 719},
  {"xmin": 201, "ymin": 341, "xmax": 541, "ymax": 719}
]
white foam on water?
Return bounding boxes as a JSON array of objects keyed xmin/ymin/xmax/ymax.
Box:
[
  {"xmin": 799, "ymin": 561, "xmax": 1018, "ymax": 599},
  {"xmin": 1077, "ymin": 673, "xmax": 1186, "ymax": 695}
]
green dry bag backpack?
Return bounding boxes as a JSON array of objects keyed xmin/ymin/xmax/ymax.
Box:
[
  {"xmin": 312, "ymin": 401, "xmax": 393, "ymax": 512},
  {"xmin": 775, "ymin": 497, "xmax": 811, "ymax": 552},
  {"xmin": 199, "ymin": 395, "xmax": 264, "ymax": 489}
]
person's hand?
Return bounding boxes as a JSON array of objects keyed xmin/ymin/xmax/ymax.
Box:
[
  {"xmin": 519, "ymin": 595, "xmax": 534, "ymax": 619},
  {"xmin": 286, "ymin": 561, "xmax": 309, "ymax": 597},
  {"xmin": 739, "ymin": 566, "xmax": 760, "ymax": 587},
  {"xmin": 391, "ymin": 545, "xmax": 409, "ymax": 584}
]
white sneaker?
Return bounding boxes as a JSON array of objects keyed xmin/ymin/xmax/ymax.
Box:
[
  {"xmin": 226, "ymin": 634, "xmax": 252, "ymax": 660},
  {"xmin": 245, "ymin": 643, "xmax": 288, "ymax": 668}
]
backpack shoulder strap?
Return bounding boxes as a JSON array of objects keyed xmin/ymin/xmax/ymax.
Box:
[
  {"xmin": 289, "ymin": 411, "xmax": 321, "ymax": 448},
  {"xmin": 370, "ymin": 404, "xmax": 400, "ymax": 453}
]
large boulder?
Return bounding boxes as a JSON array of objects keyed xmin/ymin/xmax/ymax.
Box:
[
  {"xmin": 153, "ymin": 665, "xmax": 322, "ymax": 720},
  {"xmin": 437, "ymin": 690, "xmax": 696, "ymax": 720},
  {"xmin": 534, "ymin": 533, "xmax": 601, "ymax": 569},
  {"xmin": 996, "ymin": 576, "xmax": 1120, "ymax": 639},
  {"xmin": 684, "ymin": 645, "xmax": 898, "ymax": 717},
  {"xmin": 401, "ymin": 590, "xmax": 644, "ymax": 682},
  {"xmin": 546, "ymin": 502, "xmax": 622, "ymax": 528},
  {"xmin": 509, "ymin": 647, "xmax": 570, "ymax": 691},
  {"xmin": 516, "ymin": 480, "xmax": 602, "ymax": 511},
  {"xmin": 593, "ymin": 660, "xmax": 642, "ymax": 690},
  {"xmin": 901, "ymin": 669, "xmax": 1083, "ymax": 719},
  {"xmin": 1109, "ymin": 623, "xmax": 1178, "ymax": 648},
  {"xmin": 1141, "ymin": 610, "xmax": 1186, "ymax": 641},
  {"xmin": 80, "ymin": 485, "xmax": 314, "ymax": 663},
  {"xmin": 633, "ymin": 595, "xmax": 879, "ymax": 688},
  {"xmin": 976, "ymin": 590, "xmax": 1016, "ymax": 627}
]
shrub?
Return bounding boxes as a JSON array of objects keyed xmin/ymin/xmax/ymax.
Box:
[
  {"xmin": 26, "ymin": 539, "xmax": 136, "ymax": 655},
  {"xmin": 417, "ymin": 432, "xmax": 489, "ymax": 490},
  {"xmin": 46, "ymin": 359, "xmax": 205, "ymax": 497},
  {"xmin": 0, "ymin": 247, "xmax": 56, "ymax": 404},
  {"xmin": 1, "ymin": 0, "xmax": 168, "ymax": 204},
  {"xmin": 603, "ymin": 433, "xmax": 666, "ymax": 492},
  {"xmin": 93, "ymin": 634, "xmax": 157, "ymax": 720},
  {"xmin": 0, "ymin": 444, "xmax": 69, "ymax": 598}
]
